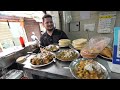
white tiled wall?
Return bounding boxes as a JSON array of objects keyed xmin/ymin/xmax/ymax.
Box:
[{"xmin": 62, "ymin": 11, "xmax": 120, "ymax": 46}]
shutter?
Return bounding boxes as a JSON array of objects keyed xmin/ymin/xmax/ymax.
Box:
[
  {"xmin": 0, "ymin": 22, "xmax": 14, "ymax": 49},
  {"xmin": 0, "ymin": 22, "xmax": 13, "ymax": 41}
]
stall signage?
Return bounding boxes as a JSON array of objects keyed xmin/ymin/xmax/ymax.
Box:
[{"xmin": 113, "ymin": 27, "xmax": 120, "ymax": 64}]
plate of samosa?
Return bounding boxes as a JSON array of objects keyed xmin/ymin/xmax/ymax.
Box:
[{"xmin": 99, "ymin": 46, "xmax": 113, "ymax": 61}]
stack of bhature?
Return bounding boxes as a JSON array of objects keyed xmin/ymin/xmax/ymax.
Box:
[
  {"xmin": 72, "ymin": 38, "xmax": 87, "ymax": 50},
  {"xmin": 58, "ymin": 39, "xmax": 71, "ymax": 47}
]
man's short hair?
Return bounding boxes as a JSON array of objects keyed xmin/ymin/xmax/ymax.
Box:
[{"xmin": 42, "ymin": 14, "xmax": 52, "ymax": 22}]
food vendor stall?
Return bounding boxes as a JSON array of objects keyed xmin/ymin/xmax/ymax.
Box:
[{"xmin": 1, "ymin": 11, "xmax": 120, "ymax": 79}]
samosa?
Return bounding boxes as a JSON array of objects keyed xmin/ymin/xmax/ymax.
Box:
[{"xmin": 100, "ymin": 47, "xmax": 112, "ymax": 58}]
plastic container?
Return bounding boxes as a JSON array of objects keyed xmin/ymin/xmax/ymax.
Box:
[{"xmin": 80, "ymin": 46, "xmax": 98, "ymax": 59}]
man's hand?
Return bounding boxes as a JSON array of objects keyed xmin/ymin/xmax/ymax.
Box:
[{"xmin": 40, "ymin": 47, "xmax": 47, "ymax": 53}]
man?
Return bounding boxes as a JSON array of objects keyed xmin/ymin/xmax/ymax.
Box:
[
  {"xmin": 40, "ymin": 14, "xmax": 68, "ymax": 47},
  {"xmin": 31, "ymin": 32, "xmax": 40, "ymax": 45},
  {"xmin": 31, "ymin": 32, "xmax": 39, "ymax": 41},
  {"xmin": 31, "ymin": 32, "xmax": 40, "ymax": 53}
]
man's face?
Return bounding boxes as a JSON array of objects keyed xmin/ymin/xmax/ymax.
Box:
[{"xmin": 43, "ymin": 17, "xmax": 54, "ymax": 31}]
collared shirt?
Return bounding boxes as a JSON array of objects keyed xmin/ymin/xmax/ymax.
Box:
[{"xmin": 40, "ymin": 29, "xmax": 68, "ymax": 47}]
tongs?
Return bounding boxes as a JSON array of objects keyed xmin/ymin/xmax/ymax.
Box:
[{"xmin": 40, "ymin": 45, "xmax": 45, "ymax": 49}]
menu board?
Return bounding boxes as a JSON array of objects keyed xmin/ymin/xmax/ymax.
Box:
[
  {"xmin": 112, "ymin": 27, "xmax": 120, "ymax": 64},
  {"xmin": 97, "ymin": 12, "xmax": 116, "ymax": 33}
]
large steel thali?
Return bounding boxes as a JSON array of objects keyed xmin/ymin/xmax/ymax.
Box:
[{"xmin": 69, "ymin": 58, "xmax": 110, "ymax": 79}]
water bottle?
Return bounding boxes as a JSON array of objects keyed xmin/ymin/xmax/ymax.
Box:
[{"xmin": 19, "ymin": 36, "xmax": 25, "ymax": 47}]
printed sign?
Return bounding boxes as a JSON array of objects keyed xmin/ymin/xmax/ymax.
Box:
[{"xmin": 97, "ymin": 11, "xmax": 116, "ymax": 33}]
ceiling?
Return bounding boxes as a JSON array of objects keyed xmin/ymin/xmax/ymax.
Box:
[{"xmin": 0, "ymin": 11, "xmax": 45, "ymax": 22}]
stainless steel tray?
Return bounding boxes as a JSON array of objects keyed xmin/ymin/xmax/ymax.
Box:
[{"xmin": 0, "ymin": 69, "xmax": 23, "ymax": 79}]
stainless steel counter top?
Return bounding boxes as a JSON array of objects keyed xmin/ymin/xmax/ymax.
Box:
[
  {"xmin": 23, "ymin": 53, "xmax": 120, "ymax": 79},
  {"xmin": 23, "ymin": 57, "xmax": 74, "ymax": 79},
  {"xmin": 22, "ymin": 46, "xmax": 120, "ymax": 79}
]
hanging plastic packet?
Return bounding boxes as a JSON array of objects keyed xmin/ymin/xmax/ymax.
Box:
[
  {"xmin": 80, "ymin": 36, "xmax": 111, "ymax": 59},
  {"xmin": 88, "ymin": 36, "xmax": 111, "ymax": 54}
]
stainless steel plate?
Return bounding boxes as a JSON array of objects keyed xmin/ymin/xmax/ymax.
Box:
[
  {"xmin": 56, "ymin": 49, "xmax": 80, "ymax": 62},
  {"xmin": 98, "ymin": 54, "xmax": 112, "ymax": 61},
  {"xmin": 30, "ymin": 52, "xmax": 55, "ymax": 68},
  {"xmin": 30, "ymin": 59, "xmax": 54, "ymax": 68},
  {"xmin": 45, "ymin": 44, "xmax": 59, "ymax": 52}
]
